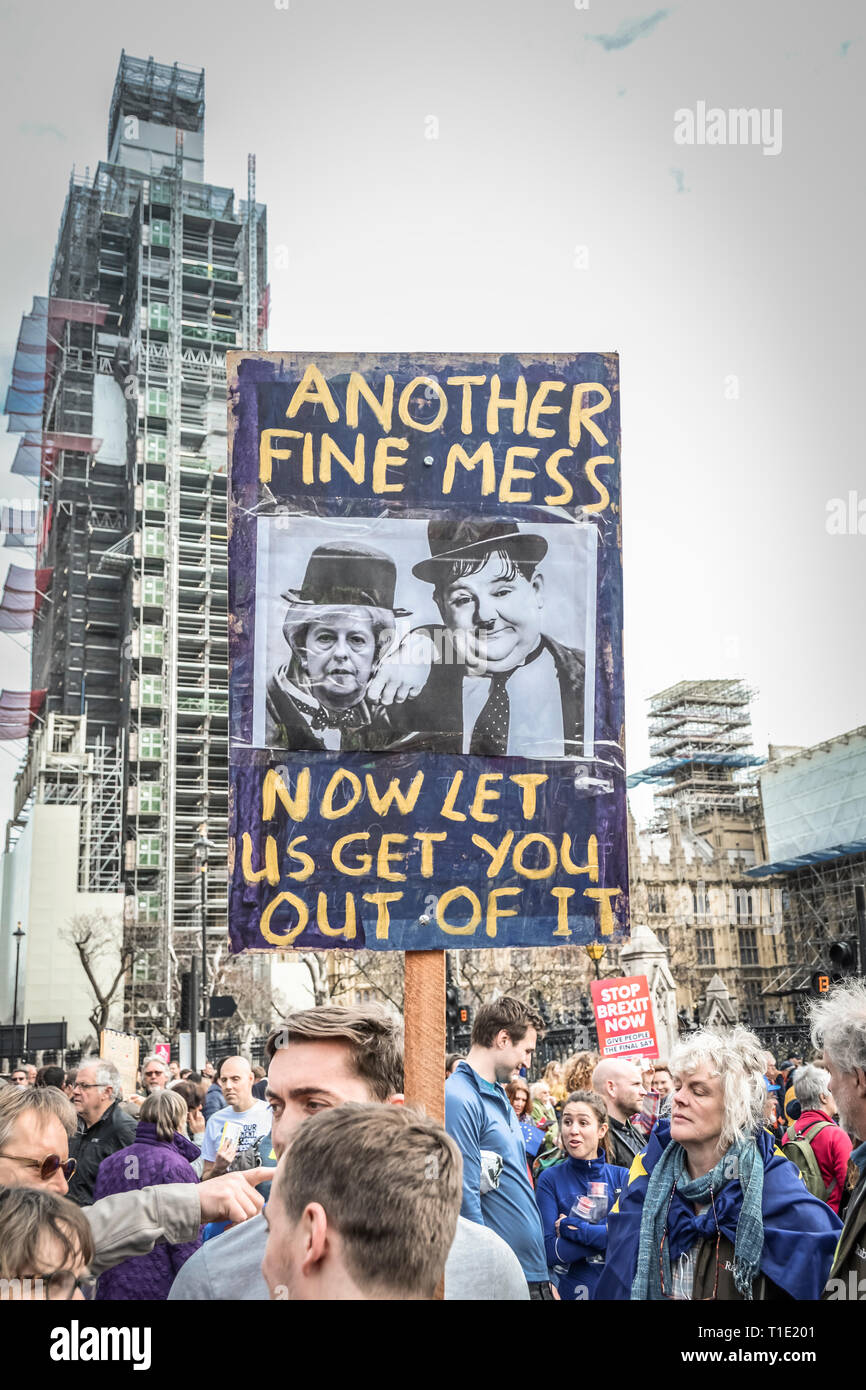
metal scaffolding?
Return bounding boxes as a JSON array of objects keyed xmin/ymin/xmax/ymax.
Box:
[
  {"xmin": 630, "ymin": 679, "xmax": 763, "ymax": 822},
  {"xmin": 4, "ymin": 53, "xmax": 268, "ymax": 1041}
]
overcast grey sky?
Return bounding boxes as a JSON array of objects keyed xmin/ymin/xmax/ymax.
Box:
[{"xmin": 0, "ymin": 0, "xmax": 863, "ymax": 826}]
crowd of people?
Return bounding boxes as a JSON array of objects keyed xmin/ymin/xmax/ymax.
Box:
[{"xmin": 0, "ymin": 978, "xmax": 864, "ymax": 1301}]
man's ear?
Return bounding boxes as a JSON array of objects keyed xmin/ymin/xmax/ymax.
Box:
[
  {"xmin": 387, "ymin": 1093, "xmax": 405, "ymax": 1107},
  {"xmin": 299, "ymin": 1203, "xmax": 329, "ymax": 1277},
  {"xmin": 531, "ymin": 570, "xmax": 544, "ymax": 605}
]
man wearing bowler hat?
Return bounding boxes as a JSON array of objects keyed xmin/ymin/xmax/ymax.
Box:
[
  {"xmin": 265, "ymin": 541, "xmax": 408, "ymax": 752},
  {"xmin": 385, "ymin": 518, "xmax": 585, "ymax": 759}
]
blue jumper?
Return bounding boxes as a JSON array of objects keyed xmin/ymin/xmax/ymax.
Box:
[
  {"xmin": 445, "ymin": 1061, "xmax": 547, "ymax": 1282},
  {"xmin": 534, "ymin": 1154, "xmax": 628, "ymax": 1300}
]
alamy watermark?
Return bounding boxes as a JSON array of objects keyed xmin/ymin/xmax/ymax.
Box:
[
  {"xmin": 1, "ymin": 1277, "xmax": 45, "ymax": 1299},
  {"xmin": 826, "ymin": 491, "xmax": 866, "ymax": 535},
  {"xmin": 674, "ymin": 102, "xmax": 782, "ymax": 157}
]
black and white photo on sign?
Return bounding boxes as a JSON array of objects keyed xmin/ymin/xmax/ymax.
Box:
[{"xmin": 251, "ymin": 515, "xmax": 597, "ymax": 760}]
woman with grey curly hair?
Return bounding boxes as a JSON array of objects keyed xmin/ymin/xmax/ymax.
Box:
[{"xmin": 596, "ymin": 1026, "xmax": 842, "ymax": 1301}]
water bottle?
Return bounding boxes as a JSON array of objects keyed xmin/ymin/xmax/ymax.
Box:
[{"xmin": 585, "ymin": 1181, "xmax": 609, "ymax": 1265}]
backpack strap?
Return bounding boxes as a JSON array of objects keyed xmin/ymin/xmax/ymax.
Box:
[
  {"xmin": 798, "ymin": 1120, "xmax": 837, "ymax": 1197},
  {"xmin": 801, "ymin": 1120, "xmax": 831, "ymax": 1140}
]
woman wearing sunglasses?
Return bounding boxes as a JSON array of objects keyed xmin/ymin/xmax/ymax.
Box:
[
  {"xmin": 597, "ymin": 1027, "xmax": 843, "ymax": 1300},
  {"xmin": 0, "ymin": 1187, "xmax": 96, "ymax": 1300}
]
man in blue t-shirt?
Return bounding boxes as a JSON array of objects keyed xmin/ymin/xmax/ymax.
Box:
[{"xmin": 445, "ymin": 995, "xmax": 551, "ymax": 1298}]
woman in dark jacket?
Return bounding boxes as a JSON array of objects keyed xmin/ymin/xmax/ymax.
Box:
[
  {"xmin": 92, "ymin": 1088, "xmax": 202, "ymax": 1300},
  {"xmin": 535, "ymin": 1090, "xmax": 628, "ymax": 1299}
]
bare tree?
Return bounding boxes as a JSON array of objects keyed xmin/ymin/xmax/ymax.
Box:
[
  {"xmin": 63, "ymin": 911, "xmax": 131, "ymax": 1038},
  {"xmin": 297, "ymin": 953, "xmax": 332, "ymax": 1007},
  {"xmin": 208, "ymin": 950, "xmax": 282, "ymax": 1046},
  {"xmin": 328, "ymin": 952, "xmax": 405, "ymax": 1013},
  {"xmin": 456, "ymin": 945, "xmax": 596, "ymax": 1015},
  {"xmin": 271, "ymin": 952, "xmax": 405, "ymax": 1015}
]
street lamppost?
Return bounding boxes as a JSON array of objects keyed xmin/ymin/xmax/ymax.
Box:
[
  {"xmin": 12, "ymin": 923, "xmax": 25, "ymax": 1065},
  {"xmin": 584, "ymin": 940, "xmax": 606, "ymax": 980},
  {"xmin": 194, "ymin": 829, "xmax": 213, "ymax": 1061}
]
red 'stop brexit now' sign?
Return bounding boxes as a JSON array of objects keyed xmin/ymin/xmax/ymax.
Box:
[{"xmin": 591, "ymin": 974, "xmax": 659, "ymax": 1060}]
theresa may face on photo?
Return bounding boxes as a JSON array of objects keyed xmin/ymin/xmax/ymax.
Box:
[{"xmin": 291, "ymin": 607, "xmax": 380, "ymax": 708}]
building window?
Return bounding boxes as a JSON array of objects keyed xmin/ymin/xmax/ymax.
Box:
[
  {"xmin": 695, "ymin": 929, "xmax": 716, "ymax": 966},
  {"xmin": 647, "ymin": 887, "xmax": 667, "ymax": 914},
  {"xmin": 148, "ymin": 302, "xmax": 170, "ymax": 332},
  {"xmin": 144, "ymin": 480, "xmax": 166, "ymax": 513},
  {"xmin": 144, "ymin": 434, "xmax": 167, "ymax": 464},
  {"xmin": 150, "ymin": 218, "xmax": 171, "ymax": 248},
  {"xmin": 141, "ymin": 675, "xmax": 163, "ymax": 708},
  {"xmin": 739, "ymin": 929, "xmax": 759, "ymax": 965},
  {"xmin": 145, "ymin": 386, "xmax": 168, "ymax": 418},
  {"xmin": 135, "ymin": 898, "xmax": 160, "ymax": 928},
  {"xmin": 654, "ymin": 927, "xmax": 670, "ymax": 952},
  {"xmin": 142, "ymin": 574, "xmax": 165, "ymax": 607},
  {"xmin": 693, "ymin": 881, "xmax": 710, "ymax": 919},
  {"xmin": 143, "ymin": 527, "xmax": 165, "ymax": 559},
  {"xmin": 137, "ymin": 782, "xmax": 162, "ymax": 815},
  {"xmin": 138, "ymin": 727, "xmax": 163, "ymax": 760},
  {"xmin": 140, "ymin": 625, "xmax": 163, "ymax": 658},
  {"xmin": 137, "ymin": 835, "xmax": 161, "ymax": 869},
  {"xmin": 735, "ymin": 889, "xmax": 754, "ymax": 924},
  {"xmin": 52, "ymin": 723, "xmax": 74, "ymax": 753},
  {"xmin": 741, "ymin": 980, "xmax": 766, "ymax": 1025}
]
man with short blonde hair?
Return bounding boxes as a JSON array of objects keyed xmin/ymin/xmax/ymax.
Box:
[{"xmin": 263, "ymin": 1103, "xmax": 462, "ymax": 1300}]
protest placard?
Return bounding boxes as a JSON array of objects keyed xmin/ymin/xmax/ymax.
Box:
[
  {"xmin": 228, "ymin": 353, "xmax": 627, "ymax": 954},
  {"xmin": 591, "ymin": 975, "xmax": 659, "ymax": 1060},
  {"xmin": 228, "ymin": 353, "xmax": 628, "ymax": 1112},
  {"xmin": 100, "ymin": 1028, "xmax": 140, "ymax": 1104}
]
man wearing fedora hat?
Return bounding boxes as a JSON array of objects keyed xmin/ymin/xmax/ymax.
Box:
[
  {"xmin": 265, "ymin": 541, "xmax": 408, "ymax": 752},
  {"xmin": 383, "ymin": 519, "xmax": 586, "ymax": 759}
]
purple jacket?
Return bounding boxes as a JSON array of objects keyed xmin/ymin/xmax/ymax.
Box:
[{"xmin": 92, "ymin": 1121, "xmax": 202, "ymax": 1300}]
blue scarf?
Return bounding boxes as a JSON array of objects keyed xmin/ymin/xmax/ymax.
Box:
[{"xmin": 632, "ymin": 1136, "xmax": 764, "ymax": 1300}]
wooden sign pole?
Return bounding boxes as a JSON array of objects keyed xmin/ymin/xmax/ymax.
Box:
[
  {"xmin": 404, "ymin": 948, "xmax": 447, "ymax": 1300},
  {"xmin": 403, "ymin": 949, "xmax": 446, "ymax": 1123}
]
